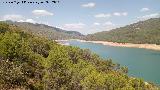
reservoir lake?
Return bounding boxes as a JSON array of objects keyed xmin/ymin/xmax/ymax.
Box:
[{"xmin": 63, "ymin": 40, "xmax": 160, "ymax": 85}]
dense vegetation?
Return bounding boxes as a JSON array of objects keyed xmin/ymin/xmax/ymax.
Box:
[
  {"xmin": 1, "ymin": 20, "xmax": 83, "ymax": 40},
  {"xmin": 0, "ymin": 22, "xmax": 158, "ymax": 90},
  {"xmin": 85, "ymin": 18, "xmax": 160, "ymax": 44}
]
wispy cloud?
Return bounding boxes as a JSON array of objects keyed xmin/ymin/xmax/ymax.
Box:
[
  {"xmin": 25, "ymin": 19, "xmax": 36, "ymax": 23},
  {"xmin": 32, "ymin": 10, "xmax": 53, "ymax": 16},
  {"xmin": 103, "ymin": 21, "xmax": 115, "ymax": 26},
  {"xmin": 63, "ymin": 23, "xmax": 86, "ymax": 30},
  {"xmin": 137, "ymin": 13, "xmax": 160, "ymax": 20},
  {"xmin": 93, "ymin": 22, "xmax": 100, "ymax": 26},
  {"xmin": 2, "ymin": 14, "xmax": 25, "ymax": 21},
  {"xmin": 113, "ymin": 12, "xmax": 128, "ymax": 16},
  {"xmin": 122, "ymin": 12, "xmax": 128, "ymax": 16},
  {"xmin": 0, "ymin": 14, "xmax": 37, "ymax": 23},
  {"xmin": 94, "ymin": 13, "xmax": 111, "ymax": 18},
  {"xmin": 93, "ymin": 21, "xmax": 115, "ymax": 26},
  {"xmin": 113, "ymin": 12, "xmax": 121, "ymax": 16},
  {"xmin": 81, "ymin": 2, "xmax": 95, "ymax": 8},
  {"xmin": 140, "ymin": 8, "xmax": 150, "ymax": 12},
  {"xmin": 95, "ymin": 12, "xmax": 127, "ymax": 18},
  {"xmin": 18, "ymin": 19, "xmax": 36, "ymax": 23},
  {"xmin": 91, "ymin": 21, "xmax": 116, "ymax": 34}
]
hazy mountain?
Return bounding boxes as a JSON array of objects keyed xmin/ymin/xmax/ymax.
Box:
[
  {"xmin": 3, "ymin": 20, "xmax": 84, "ymax": 40},
  {"xmin": 85, "ymin": 18, "xmax": 160, "ymax": 44}
]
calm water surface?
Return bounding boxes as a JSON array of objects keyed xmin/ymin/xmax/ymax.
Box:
[{"xmin": 64, "ymin": 40, "xmax": 160, "ymax": 85}]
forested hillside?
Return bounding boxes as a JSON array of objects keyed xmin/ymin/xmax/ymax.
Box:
[
  {"xmin": 1, "ymin": 21, "xmax": 83, "ymax": 40},
  {"xmin": 85, "ymin": 18, "xmax": 160, "ymax": 44},
  {"xmin": 0, "ymin": 23, "xmax": 158, "ymax": 89}
]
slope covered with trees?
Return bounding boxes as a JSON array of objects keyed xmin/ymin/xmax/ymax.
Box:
[
  {"xmin": 0, "ymin": 22, "xmax": 158, "ymax": 90},
  {"xmin": 1, "ymin": 21, "xmax": 83, "ymax": 40},
  {"xmin": 85, "ymin": 18, "xmax": 160, "ymax": 44}
]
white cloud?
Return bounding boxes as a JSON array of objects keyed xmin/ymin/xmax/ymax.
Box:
[
  {"xmin": 94, "ymin": 13, "xmax": 111, "ymax": 18},
  {"xmin": 2, "ymin": 14, "xmax": 25, "ymax": 21},
  {"xmin": 90, "ymin": 22, "xmax": 116, "ymax": 34},
  {"xmin": 113, "ymin": 12, "xmax": 121, "ymax": 16},
  {"xmin": 95, "ymin": 12, "xmax": 128, "ymax": 18},
  {"xmin": 63, "ymin": 23, "xmax": 86, "ymax": 30},
  {"xmin": 18, "ymin": 20, "xmax": 25, "ymax": 22},
  {"xmin": 32, "ymin": 10, "xmax": 53, "ymax": 16},
  {"xmin": 140, "ymin": 8, "xmax": 150, "ymax": 12},
  {"xmin": 93, "ymin": 22, "xmax": 100, "ymax": 26},
  {"xmin": 18, "ymin": 19, "xmax": 36, "ymax": 23},
  {"xmin": 137, "ymin": 13, "xmax": 160, "ymax": 20},
  {"xmin": 0, "ymin": 14, "xmax": 37, "ymax": 24},
  {"xmin": 122, "ymin": 12, "xmax": 128, "ymax": 16},
  {"xmin": 81, "ymin": 2, "xmax": 95, "ymax": 8},
  {"xmin": 25, "ymin": 19, "xmax": 36, "ymax": 23},
  {"xmin": 113, "ymin": 12, "xmax": 128, "ymax": 16},
  {"xmin": 103, "ymin": 21, "xmax": 115, "ymax": 26},
  {"xmin": 93, "ymin": 22, "xmax": 114, "ymax": 26}
]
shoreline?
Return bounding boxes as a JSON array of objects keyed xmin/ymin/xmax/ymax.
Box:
[
  {"xmin": 55, "ymin": 39, "xmax": 160, "ymax": 51},
  {"xmin": 64, "ymin": 39, "xmax": 160, "ymax": 51},
  {"xmin": 79, "ymin": 40, "xmax": 160, "ymax": 51}
]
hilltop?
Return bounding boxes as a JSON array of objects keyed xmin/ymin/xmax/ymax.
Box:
[{"xmin": 85, "ymin": 18, "xmax": 160, "ymax": 45}]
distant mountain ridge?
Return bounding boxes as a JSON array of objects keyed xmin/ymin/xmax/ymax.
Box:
[
  {"xmin": 2, "ymin": 18, "xmax": 160, "ymax": 44},
  {"xmin": 2, "ymin": 20, "xmax": 83, "ymax": 40},
  {"xmin": 85, "ymin": 18, "xmax": 160, "ymax": 45}
]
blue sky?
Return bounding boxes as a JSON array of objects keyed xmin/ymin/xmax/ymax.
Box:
[{"xmin": 0, "ymin": 0, "xmax": 160, "ymax": 34}]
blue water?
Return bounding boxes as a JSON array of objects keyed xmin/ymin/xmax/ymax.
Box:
[{"xmin": 65, "ymin": 40, "xmax": 160, "ymax": 85}]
